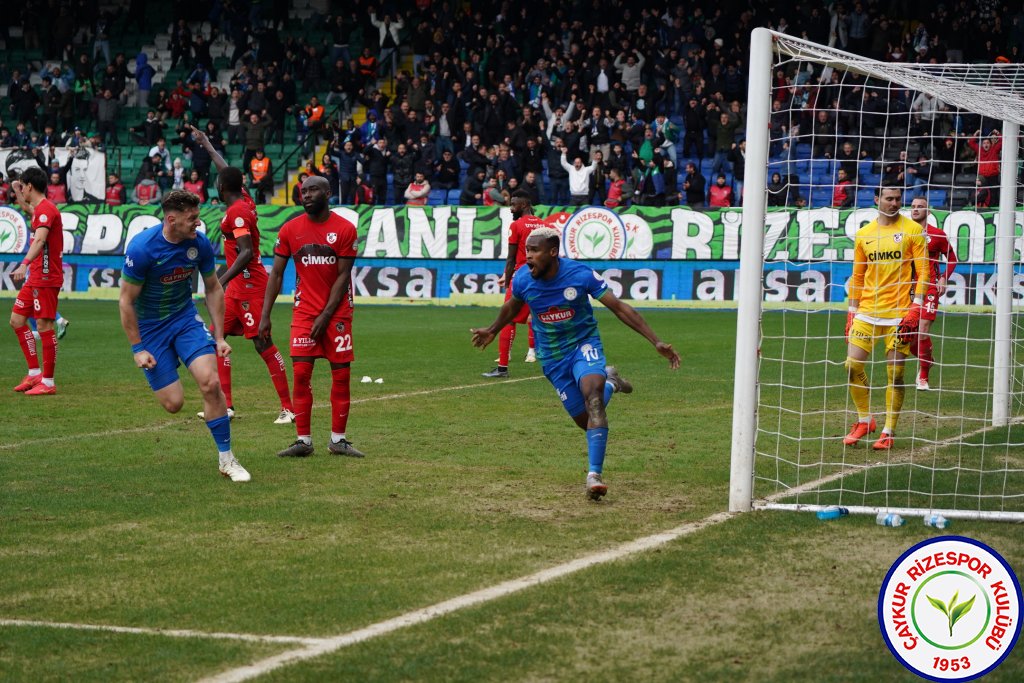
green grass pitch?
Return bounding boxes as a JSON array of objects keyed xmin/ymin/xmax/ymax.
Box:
[{"xmin": 0, "ymin": 301, "xmax": 1020, "ymax": 682}]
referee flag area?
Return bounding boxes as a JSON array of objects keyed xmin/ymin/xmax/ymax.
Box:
[{"xmin": 1, "ymin": 302, "xmax": 1020, "ymax": 681}]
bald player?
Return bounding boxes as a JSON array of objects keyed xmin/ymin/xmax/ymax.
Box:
[{"xmin": 261, "ymin": 176, "xmax": 366, "ymax": 458}]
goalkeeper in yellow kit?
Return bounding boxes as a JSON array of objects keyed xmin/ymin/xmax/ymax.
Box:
[{"xmin": 843, "ymin": 185, "xmax": 929, "ymax": 450}]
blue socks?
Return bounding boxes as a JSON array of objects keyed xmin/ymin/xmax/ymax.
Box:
[
  {"xmin": 206, "ymin": 414, "xmax": 232, "ymax": 454},
  {"xmin": 586, "ymin": 427, "xmax": 609, "ymax": 474}
]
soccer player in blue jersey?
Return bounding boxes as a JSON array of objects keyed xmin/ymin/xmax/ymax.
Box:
[
  {"xmin": 471, "ymin": 227, "xmax": 680, "ymax": 500},
  {"xmin": 118, "ymin": 190, "xmax": 251, "ymax": 482}
]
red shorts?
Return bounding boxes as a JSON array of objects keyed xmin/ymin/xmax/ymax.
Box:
[
  {"xmin": 13, "ymin": 284, "xmax": 59, "ymax": 320},
  {"xmin": 290, "ymin": 314, "xmax": 354, "ymax": 363},
  {"xmin": 222, "ymin": 295, "xmax": 265, "ymax": 339},
  {"xmin": 505, "ymin": 286, "xmax": 531, "ymax": 325},
  {"xmin": 922, "ymin": 288, "xmax": 939, "ymax": 322}
]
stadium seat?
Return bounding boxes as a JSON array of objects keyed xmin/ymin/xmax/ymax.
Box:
[
  {"xmin": 809, "ymin": 159, "xmax": 833, "ymax": 179},
  {"xmin": 447, "ymin": 189, "xmax": 461, "ymax": 204},
  {"xmin": 856, "ymin": 189, "xmax": 876, "ymax": 207},
  {"xmin": 810, "ymin": 187, "xmax": 833, "ymax": 206},
  {"xmin": 927, "ymin": 189, "xmax": 948, "ymax": 208},
  {"xmin": 428, "ymin": 189, "xmax": 446, "ymax": 205}
]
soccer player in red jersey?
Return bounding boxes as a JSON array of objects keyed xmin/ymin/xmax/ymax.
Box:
[
  {"xmin": 482, "ymin": 191, "xmax": 547, "ymax": 378},
  {"xmin": 909, "ymin": 197, "xmax": 958, "ymax": 391},
  {"xmin": 9, "ymin": 167, "xmax": 62, "ymax": 396},
  {"xmin": 260, "ymin": 176, "xmax": 365, "ymax": 458},
  {"xmin": 189, "ymin": 126, "xmax": 295, "ymax": 424}
]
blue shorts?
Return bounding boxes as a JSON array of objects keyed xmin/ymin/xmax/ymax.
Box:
[
  {"xmin": 542, "ymin": 339, "xmax": 607, "ymax": 417},
  {"xmin": 138, "ymin": 310, "xmax": 216, "ymax": 391}
]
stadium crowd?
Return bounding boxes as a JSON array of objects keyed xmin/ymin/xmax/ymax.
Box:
[{"xmin": 1, "ymin": 0, "xmax": 1023, "ymax": 209}]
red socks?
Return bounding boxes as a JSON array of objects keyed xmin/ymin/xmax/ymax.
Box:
[
  {"xmin": 292, "ymin": 361, "xmax": 314, "ymax": 437},
  {"xmin": 217, "ymin": 354, "xmax": 233, "ymax": 406},
  {"xmin": 330, "ymin": 366, "xmax": 351, "ymax": 434},
  {"xmin": 14, "ymin": 325, "xmax": 39, "ymax": 371},
  {"xmin": 498, "ymin": 324, "xmax": 516, "ymax": 367},
  {"xmin": 39, "ymin": 330, "xmax": 56, "ymax": 381},
  {"xmin": 918, "ymin": 336, "xmax": 933, "ymax": 379},
  {"xmin": 260, "ymin": 345, "xmax": 293, "ymax": 411}
]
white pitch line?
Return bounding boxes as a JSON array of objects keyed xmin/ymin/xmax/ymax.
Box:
[
  {"xmin": 198, "ymin": 511, "xmax": 735, "ymax": 683},
  {"xmin": 0, "ymin": 618, "xmax": 323, "ymax": 645},
  {"xmin": 0, "ymin": 377, "xmax": 543, "ymax": 452}
]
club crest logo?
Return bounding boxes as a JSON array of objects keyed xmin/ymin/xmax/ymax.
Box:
[
  {"xmin": 562, "ymin": 207, "xmax": 627, "ymax": 260},
  {"xmin": 563, "ymin": 287, "xmax": 578, "ymax": 301},
  {"xmin": 38, "ymin": 212, "xmax": 48, "ymax": 224},
  {"xmin": 879, "ymin": 536, "xmax": 1021, "ymax": 681},
  {"xmin": 186, "ymin": 247, "xmax": 199, "ymax": 261},
  {"xmin": 327, "ymin": 232, "xmax": 338, "ymax": 244},
  {"xmin": 335, "ymin": 321, "xmax": 346, "ymax": 332},
  {"xmin": 234, "ymin": 216, "xmax": 246, "ymax": 228},
  {"xmin": 893, "ymin": 233, "xmax": 903, "ymax": 243},
  {"xmin": 0, "ymin": 207, "xmax": 29, "ymax": 254},
  {"xmin": 240, "ymin": 301, "xmax": 249, "ymax": 311}
]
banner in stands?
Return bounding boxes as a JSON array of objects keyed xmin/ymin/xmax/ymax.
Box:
[
  {"xmin": 0, "ymin": 205, "xmax": 1021, "ymax": 302},
  {"xmin": 0, "ymin": 147, "xmax": 106, "ymax": 202}
]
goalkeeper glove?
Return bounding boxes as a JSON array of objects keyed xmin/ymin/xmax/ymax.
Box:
[
  {"xmin": 845, "ymin": 309, "xmax": 856, "ymax": 340},
  {"xmin": 897, "ymin": 302, "xmax": 922, "ymax": 345}
]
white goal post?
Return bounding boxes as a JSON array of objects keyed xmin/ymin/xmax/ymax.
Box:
[{"xmin": 730, "ymin": 28, "xmax": 1024, "ymax": 521}]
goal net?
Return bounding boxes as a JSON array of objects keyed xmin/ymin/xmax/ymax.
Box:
[{"xmin": 729, "ymin": 29, "xmax": 1024, "ymax": 522}]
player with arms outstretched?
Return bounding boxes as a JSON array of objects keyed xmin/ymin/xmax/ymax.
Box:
[
  {"xmin": 482, "ymin": 190, "xmax": 546, "ymax": 378},
  {"xmin": 9, "ymin": 167, "xmax": 63, "ymax": 395},
  {"xmin": 261, "ymin": 176, "xmax": 366, "ymax": 458},
  {"xmin": 119, "ymin": 190, "xmax": 251, "ymax": 481},
  {"xmin": 908, "ymin": 197, "xmax": 957, "ymax": 391},
  {"xmin": 471, "ymin": 228, "xmax": 680, "ymax": 500},
  {"xmin": 843, "ymin": 185, "xmax": 929, "ymax": 450},
  {"xmin": 189, "ymin": 125, "xmax": 294, "ymax": 423}
]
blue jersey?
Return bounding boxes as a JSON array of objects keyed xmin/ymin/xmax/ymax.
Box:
[
  {"xmin": 121, "ymin": 225, "xmax": 216, "ymax": 324},
  {"xmin": 511, "ymin": 258, "xmax": 608, "ymax": 363}
]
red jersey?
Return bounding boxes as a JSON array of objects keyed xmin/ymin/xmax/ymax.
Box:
[
  {"xmin": 27, "ymin": 199, "xmax": 64, "ymax": 288},
  {"xmin": 924, "ymin": 225, "xmax": 957, "ymax": 284},
  {"xmin": 274, "ymin": 211, "xmax": 358, "ymax": 319},
  {"xmin": 508, "ymin": 214, "xmax": 550, "ymax": 268},
  {"xmin": 221, "ymin": 188, "xmax": 268, "ymax": 298}
]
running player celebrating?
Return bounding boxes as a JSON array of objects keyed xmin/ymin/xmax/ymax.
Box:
[
  {"xmin": 908, "ymin": 197, "xmax": 957, "ymax": 391},
  {"xmin": 189, "ymin": 125, "xmax": 294, "ymax": 423},
  {"xmin": 119, "ymin": 190, "xmax": 251, "ymax": 482},
  {"xmin": 261, "ymin": 176, "xmax": 365, "ymax": 458},
  {"xmin": 482, "ymin": 190, "xmax": 547, "ymax": 378},
  {"xmin": 9, "ymin": 167, "xmax": 62, "ymax": 396},
  {"xmin": 471, "ymin": 227, "xmax": 680, "ymax": 500},
  {"xmin": 843, "ymin": 185, "xmax": 929, "ymax": 450}
]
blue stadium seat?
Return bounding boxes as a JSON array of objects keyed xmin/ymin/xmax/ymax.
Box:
[
  {"xmin": 811, "ymin": 187, "xmax": 833, "ymax": 206},
  {"xmin": 927, "ymin": 189, "xmax": 948, "ymax": 208},
  {"xmin": 447, "ymin": 189, "xmax": 461, "ymax": 204},
  {"xmin": 809, "ymin": 159, "xmax": 833, "ymax": 178},
  {"xmin": 428, "ymin": 189, "xmax": 447, "ymax": 205},
  {"xmin": 795, "ymin": 143, "xmax": 812, "ymax": 159},
  {"xmin": 856, "ymin": 189, "xmax": 876, "ymax": 207},
  {"xmin": 793, "ymin": 159, "xmax": 810, "ymax": 175}
]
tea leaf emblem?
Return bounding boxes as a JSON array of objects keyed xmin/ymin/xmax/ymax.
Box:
[{"xmin": 928, "ymin": 590, "xmax": 976, "ymax": 637}]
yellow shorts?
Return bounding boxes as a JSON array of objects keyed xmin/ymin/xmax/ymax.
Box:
[{"xmin": 848, "ymin": 318, "xmax": 911, "ymax": 356}]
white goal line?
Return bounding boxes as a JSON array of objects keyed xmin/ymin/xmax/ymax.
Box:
[{"xmin": 755, "ymin": 416, "xmax": 1024, "ymax": 517}]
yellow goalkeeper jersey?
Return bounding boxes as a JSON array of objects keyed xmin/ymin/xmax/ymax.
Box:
[{"xmin": 847, "ymin": 214, "xmax": 929, "ymax": 322}]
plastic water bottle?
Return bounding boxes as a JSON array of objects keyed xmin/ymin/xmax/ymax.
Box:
[
  {"xmin": 816, "ymin": 506, "xmax": 849, "ymax": 520},
  {"xmin": 876, "ymin": 511, "xmax": 906, "ymax": 527},
  {"xmin": 923, "ymin": 514, "xmax": 950, "ymax": 529}
]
